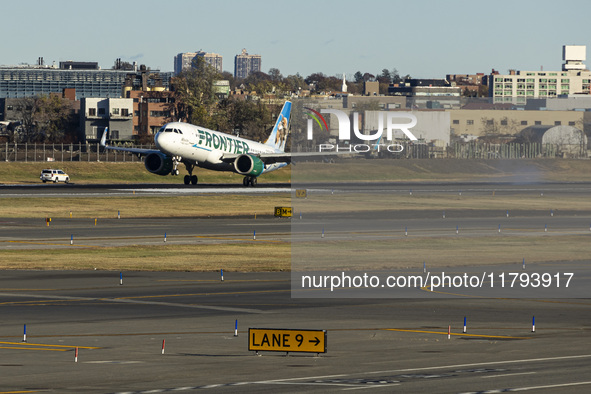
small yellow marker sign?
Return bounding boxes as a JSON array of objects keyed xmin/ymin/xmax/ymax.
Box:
[
  {"xmin": 295, "ymin": 189, "xmax": 307, "ymax": 198},
  {"xmin": 248, "ymin": 328, "xmax": 326, "ymax": 353},
  {"xmin": 274, "ymin": 207, "xmax": 292, "ymax": 217}
]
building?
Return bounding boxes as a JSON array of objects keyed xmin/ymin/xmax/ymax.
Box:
[
  {"xmin": 449, "ymin": 109, "xmax": 585, "ymax": 138},
  {"xmin": 519, "ymin": 125, "xmax": 586, "ymax": 157},
  {"xmin": 446, "ymin": 73, "xmax": 488, "ymax": 96},
  {"xmin": 122, "ymin": 65, "xmax": 174, "ymax": 137},
  {"xmin": 174, "ymin": 52, "xmax": 196, "ymax": 75},
  {"xmin": 490, "ymin": 45, "xmax": 591, "ymax": 105},
  {"xmin": 234, "ymin": 49, "xmax": 261, "ymax": 79},
  {"xmin": 213, "ymin": 80, "xmax": 230, "ymax": 98},
  {"xmin": 343, "ymin": 96, "xmax": 405, "ymax": 110},
  {"xmin": 79, "ymin": 97, "xmax": 134, "ymax": 142},
  {"xmin": 364, "ymin": 81, "xmax": 379, "ymax": 96},
  {"xmin": 525, "ymin": 96, "xmax": 591, "ymax": 111},
  {"xmin": 174, "ymin": 51, "xmax": 223, "ymax": 75},
  {"xmin": 0, "ymin": 64, "xmax": 123, "ymax": 99},
  {"xmin": 388, "ymin": 79, "xmax": 461, "ymax": 109},
  {"xmin": 363, "ymin": 110, "xmax": 450, "ymax": 145},
  {"xmin": 0, "ymin": 62, "xmax": 172, "ymax": 100}
]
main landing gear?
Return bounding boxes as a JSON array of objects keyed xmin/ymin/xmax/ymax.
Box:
[
  {"xmin": 170, "ymin": 159, "xmax": 198, "ymax": 185},
  {"xmin": 184, "ymin": 175, "xmax": 198, "ymax": 185},
  {"xmin": 183, "ymin": 162, "xmax": 198, "ymax": 185},
  {"xmin": 243, "ymin": 176, "xmax": 257, "ymax": 187}
]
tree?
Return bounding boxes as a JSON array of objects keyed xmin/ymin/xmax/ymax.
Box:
[
  {"xmin": 244, "ymin": 71, "xmax": 274, "ymax": 95},
  {"xmin": 169, "ymin": 56, "xmax": 221, "ymax": 128},
  {"xmin": 220, "ymin": 71, "xmax": 235, "ymax": 90},
  {"xmin": 215, "ymin": 98, "xmax": 277, "ymax": 142},
  {"xmin": 284, "ymin": 73, "xmax": 306, "ymax": 94},
  {"xmin": 462, "ymin": 87, "xmax": 477, "ymax": 97},
  {"xmin": 305, "ymin": 72, "xmax": 342, "ymax": 94},
  {"xmin": 477, "ymin": 85, "xmax": 489, "ymax": 97},
  {"xmin": 391, "ymin": 68, "xmax": 402, "ymax": 84},
  {"xmin": 9, "ymin": 95, "xmax": 75, "ymax": 143},
  {"xmin": 362, "ymin": 72, "xmax": 375, "ymax": 82},
  {"xmin": 12, "ymin": 97, "xmax": 37, "ymax": 142},
  {"xmin": 353, "ymin": 71, "xmax": 364, "ymax": 83},
  {"xmin": 35, "ymin": 95, "xmax": 74, "ymax": 142},
  {"xmin": 268, "ymin": 68, "xmax": 283, "ymax": 82}
]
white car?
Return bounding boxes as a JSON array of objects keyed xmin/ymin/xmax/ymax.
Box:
[{"xmin": 40, "ymin": 169, "xmax": 70, "ymax": 183}]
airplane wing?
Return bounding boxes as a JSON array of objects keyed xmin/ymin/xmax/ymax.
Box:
[
  {"xmin": 100, "ymin": 128, "xmax": 160, "ymax": 155},
  {"xmin": 102, "ymin": 145, "xmax": 160, "ymax": 155},
  {"xmin": 220, "ymin": 151, "xmax": 348, "ymax": 165}
]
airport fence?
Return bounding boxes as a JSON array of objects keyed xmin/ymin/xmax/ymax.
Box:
[
  {"xmin": 1, "ymin": 142, "xmax": 156, "ymax": 163},
  {"xmin": 2, "ymin": 141, "xmax": 587, "ymax": 163},
  {"xmin": 449, "ymin": 142, "xmax": 586, "ymax": 159},
  {"xmin": 293, "ymin": 142, "xmax": 587, "ymax": 159}
]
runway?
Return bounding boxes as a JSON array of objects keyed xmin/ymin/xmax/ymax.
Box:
[
  {"xmin": 0, "ymin": 181, "xmax": 590, "ymax": 392},
  {"xmin": 0, "ymin": 271, "xmax": 590, "ymax": 393},
  {"xmin": 0, "ymin": 182, "xmax": 291, "ymax": 197},
  {"xmin": 3, "ymin": 179, "xmax": 591, "ymax": 197}
]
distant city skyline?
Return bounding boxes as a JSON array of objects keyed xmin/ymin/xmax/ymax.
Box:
[{"xmin": 1, "ymin": 0, "xmax": 590, "ymax": 79}]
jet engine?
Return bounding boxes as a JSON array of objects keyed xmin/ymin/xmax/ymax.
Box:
[
  {"xmin": 234, "ymin": 154, "xmax": 264, "ymax": 177},
  {"xmin": 144, "ymin": 152, "xmax": 174, "ymax": 175}
]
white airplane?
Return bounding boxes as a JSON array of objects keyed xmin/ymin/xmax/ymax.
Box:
[{"xmin": 101, "ymin": 101, "xmax": 294, "ymax": 186}]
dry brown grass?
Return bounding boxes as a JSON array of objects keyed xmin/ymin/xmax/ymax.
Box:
[
  {"xmin": 295, "ymin": 193, "xmax": 591, "ymax": 213},
  {"xmin": 0, "ymin": 194, "xmax": 291, "ymax": 218},
  {"xmin": 0, "ymin": 242, "xmax": 291, "ymax": 271},
  {"xmin": 293, "ymin": 235, "xmax": 591, "ymax": 270}
]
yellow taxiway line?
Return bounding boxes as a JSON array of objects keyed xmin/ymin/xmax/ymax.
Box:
[{"xmin": 383, "ymin": 328, "xmax": 530, "ymax": 339}]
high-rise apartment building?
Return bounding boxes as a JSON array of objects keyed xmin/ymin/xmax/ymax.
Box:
[
  {"xmin": 174, "ymin": 51, "xmax": 223, "ymax": 75},
  {"xmin": 234, "ymin": 49, "xmax": 261, "ymax": 79}
]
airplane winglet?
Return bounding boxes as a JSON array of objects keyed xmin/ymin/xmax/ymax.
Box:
[{"xmin": 100, "ymin": 127, "xmax": 108, "ymax": 147}]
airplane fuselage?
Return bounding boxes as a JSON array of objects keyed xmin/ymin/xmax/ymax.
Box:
[{"xmin": 155, "ymin": 122, "xmax": 286, "ymax": 174}]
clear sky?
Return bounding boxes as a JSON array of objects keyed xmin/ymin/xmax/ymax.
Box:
[{"xmin": 1, "ymin": 0, "xmax": 590, "ymax": 79}]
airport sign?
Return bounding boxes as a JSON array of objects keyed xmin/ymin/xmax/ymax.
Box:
[
  {"xmin": 274, "ymin": 206, "xmax": 292, "ymax": 217},
  {"xmin": 295, "ymin": 189, "xmax": 307, "ymax": 198},
  {"xmin": 248, "ymin": 328, "xmax": 327, "ymax": 353}
]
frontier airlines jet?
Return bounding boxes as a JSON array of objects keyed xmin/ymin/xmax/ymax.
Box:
[{"xmin": 101, "ymin": 101, "xmax": 294, "ymax": 186}]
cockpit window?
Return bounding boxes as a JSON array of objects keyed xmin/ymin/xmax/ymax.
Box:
[{"xmin": 158, "ymin": 126, "xmax": 182, "ymax": 134}]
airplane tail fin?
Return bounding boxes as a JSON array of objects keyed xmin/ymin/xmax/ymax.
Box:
[
  {"xmin": 264, "ymin": 101, "xmax": 291, "ymax": 152},
  {"xmin": 100, "ymin": 127, "xmax": 108, "ymax": 147}
]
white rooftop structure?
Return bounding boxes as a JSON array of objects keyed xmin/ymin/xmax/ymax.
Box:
[{"xmin": 562, "ymin": 45, "xmax": 586, "ymax": 71}]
